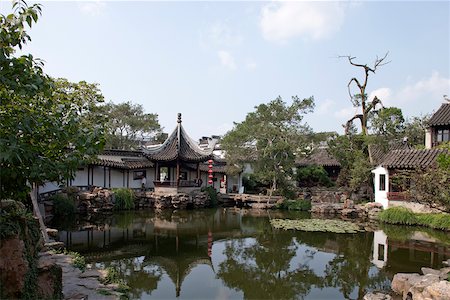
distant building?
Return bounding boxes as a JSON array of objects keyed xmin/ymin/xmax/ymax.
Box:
[
  {"xmin": 372, "ymin": 102, "xmax": 450, "ymax": 209},
  {"xmin": 38, "ymin": 114, "xmax": 242, "ymax": 198}
]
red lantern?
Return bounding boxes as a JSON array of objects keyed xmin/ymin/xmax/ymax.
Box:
[
  {"xmin": 208, "ymin": 169, "xmax": 213, "ymax": 173},
  {"xmin": 208, "ymin": 180, "xmax": 213, "ymax": 184},
  {"xmin": 208, "ymin": 174, "xmax": 213, "ymax": 179},
  {"xmin": 208, "ymin": 159, "xmax": 214, "ymax": 186},
  {"xmin": 208, "ymin": 159, "xmax": 213, "ymax": 164}
]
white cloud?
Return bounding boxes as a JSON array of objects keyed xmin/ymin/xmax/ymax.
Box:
[
  {"xmin": 334, "ymin": 106, "xmax": 358, "ymax": 121},
  {"xmin": 200, "ymin": 22, "xmax": 243, "ymax": 50},
  {"xmin": 260, "ymin": 1, "xmax": 346, "ymax": 43},
  {"xmin": 369, "ymin": 72, "xmax": 450, "ymax": 109},
  {"xmin": 218, "ymin": 50, "xmax": 237, "ymax": 70},
  {"xmin": 397, "ymin": 71, "xmax": 450, "ymax": 103},
  {"xmin": 78, "ymin": 1, "xmax": 106, "ymax": 17},
  {"xmin": 317, "ymin": 99, "xmax": 335, "ymax": 115},
  {"xmin": 245, "ymin": 61, "xmax": 257, "ymax": 71},
  {"xmin": 369, "ymin": 87, "xmax": 392, "ymax": 106}
]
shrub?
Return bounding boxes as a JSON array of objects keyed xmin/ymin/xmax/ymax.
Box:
[
  {"xmin": 201, "ymin": 186, "xmax": 218, "ymax": 207},
  {"xmin": 51, "ymin": 194, "xmax": 75, "ymax": 216},
  {"xmin": 296, "ymin": 165, "xmax": 334, "ymax": 188},
  {"xmin": 378, "ymin": 207, "xmax": 418, "ymax": 225},
  {"xmin": 379, "ymin": 207, "xmax": 450, "ymax": 231},
  {"xmin": 277, "ymin": 199, "xmax": 311, "ymax": 211},
  {"xmin": 113, "ymin": 188, "xmax": 135, "ymax": 210}
]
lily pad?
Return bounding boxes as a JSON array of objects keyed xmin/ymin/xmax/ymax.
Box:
[{"xmin": 270, "ymin": 218, "xmax": 362, "ymax": 234}]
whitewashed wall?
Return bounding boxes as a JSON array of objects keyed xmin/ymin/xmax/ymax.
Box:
[{"xmin": 371, "ymin": 166, "xmax": 389, "ymax": 209}]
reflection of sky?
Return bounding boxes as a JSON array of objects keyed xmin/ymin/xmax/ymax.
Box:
[{"xmin": 289, "ymin": 241, "xmax": 335, "ymax": 278}]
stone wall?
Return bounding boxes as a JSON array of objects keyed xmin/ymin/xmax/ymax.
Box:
[
  {"xmin": 299, "ymin": 187, "xmax": 349, "ymax": 204},
  {"xmin": 43, "ymin": 187, "xmax": 211, "ymax": 214},
  {"xmin": 0, "ymin": 200, "xmax": 62, "ymax": 299}
]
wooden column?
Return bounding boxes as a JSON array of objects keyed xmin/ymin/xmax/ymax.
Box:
[
  {"xmin": 176, "ymin": 159, "xmax": 180, "ymax": 187},
  {"xmin": 127, "ymin": 170, "xmax": 130, "ymax": 188},
  {"xmin": 155, "ymin": 162, "xmax": 159, "ymax": 181},
  {"xmin": 197, "ymin": 162, "xmax": 200, "ymax": 179},
  {"xmin": 108, "ymin": 167, "xmax": 111, "ymax": 188},
  {"xmin": 103, "ymin": 167, "xmax": 106, "ymax": 187}
]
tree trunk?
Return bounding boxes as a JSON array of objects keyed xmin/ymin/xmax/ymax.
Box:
[{"xmin": 30, "ymin": 184, "xmax": 49, "ymax": 243}]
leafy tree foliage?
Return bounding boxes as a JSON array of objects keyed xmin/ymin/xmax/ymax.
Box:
[
  {"xmin": 296, "ymin": 165, "xmax": 334, "ymax": 187},
  {"xmin": 222, "ymin": 96, "xmax": 314, "ymax": 196},
  {"xmin": 403, "ymin": 115, "xmax": 430, "ymax": 148},
  {"xmin": 369, "ymin": 107, "xmax": 405, "ymax": 137},
  {"xmin": 0, "ymin": 1, "xmax": 105, "ymax": 200},
  {"xmin": 102, "ymin": 101, "xmax": 161, "ymax": 150}
]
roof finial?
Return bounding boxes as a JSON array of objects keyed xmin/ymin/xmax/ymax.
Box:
[{"xmin": 177, "ymin": 113, "xmax": 182, "ymax": 123}]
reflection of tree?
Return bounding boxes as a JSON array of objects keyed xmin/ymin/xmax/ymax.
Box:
[
  {"xmin": 217, "ymin": 231, "xmax": 322, "ymax": 299},
  {"xmin": 101, "ymin": 257, "xmax": 163, "ymax": 299},
  {"xmin": 322, "ymin": 232, "xmax": 389, "ymax": 299}
]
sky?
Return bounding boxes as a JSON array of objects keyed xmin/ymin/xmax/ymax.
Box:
[{"xmin": 3, "ymin": 0, "xmax": 450, "ymax": 140}]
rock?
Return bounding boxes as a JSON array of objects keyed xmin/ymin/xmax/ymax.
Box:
[
  {"xmin": 43, "ymin": 241, "xmax": 65, "ymax": 251},
  {"xmin": 79, "ymin": 269, "xmax": 107, "ymax": 280},
  {"xmin": 408, "ymin": 274, "xmax": 440, "ymax": 295},
  {"xmin": 343, "ymin": 199, "xmax": 354, "ymax": 209},
  {"xmin": 423, "ymin": 280, "xmax": 450, "ymax": 300},
  {"xmin": 0, "ymin": 236, "xmax": 28, "ymax": 298},
  {"xmin": 46, "ymin": 228, "xmax": 58, "ymax": 238},
  {"xmin": 422, "ymin": 267, "xmax": 442, "ymax": 276},
  {"xmin": 363, "ymin": 292, "xmax": 392, "ymax": 300},
  {"xmin": 391, "ymin": 273, "xmax": 422, "ymax": 295},
  {"xmin": 37, "ymin": 260, "xmax": 62, "ymax": 299}
]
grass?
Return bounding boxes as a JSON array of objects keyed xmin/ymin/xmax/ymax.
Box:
[
  {"xmin": 113, "ymin": 188, "xmax": 135, "ymax": 210},
  {"xmin": 378, "ymin": 207, "xmax": 450, "ymax": 231},
  {"xmin": 276, "ymin": 199, "xmax": 312, "ymax": 211}
]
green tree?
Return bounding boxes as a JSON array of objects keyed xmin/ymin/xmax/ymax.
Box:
[
  {"xmin": 403, "ymin": 115, "xmax": 430, "ymax": 147},
  {"xmin": 222, "ymin": 96, "xmax": 314, "ymax": 196},
  {"xmin": 369, "ymin": 107, "xmax": 405, "ymax": 138},
  {"xmin": 103, "ymin": 101, "xmax": 161, "ymax": 150},
  {"xmin": 0, "ymin": 1, "xmax": 105, "ymax": 200}
]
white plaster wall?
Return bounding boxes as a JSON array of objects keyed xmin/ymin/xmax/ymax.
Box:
[
  {"xmin": 371, "ymin": 166, "xmax": 389, "ymax": 209},
  {"xmin": 372, "ymin": 230, "xmax": 388, "ymax": 268},
  {"xmin": 425, "ymin": 128, "xmax": 432, "ymax": 149},
  {"xmin": 39, "ymin": 181, "xmax": 61, "ymax": 193},
  {"xmin": 92, "ymin": 166, "xmax": 105, "ymax": 187},
  {"xmin": 110, "ymin": 169, "xmax": 125, "ymax": 188},
  {"xmin": 72, "ymin": 169, "xmax": 88, "ymax": 186}
]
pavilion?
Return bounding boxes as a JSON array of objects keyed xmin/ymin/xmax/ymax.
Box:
[{"xmin": 143, "ymin": 113, "xmax": 215, "ymax": 193}]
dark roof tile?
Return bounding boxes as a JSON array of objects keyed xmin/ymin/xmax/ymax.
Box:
[
  {"xmin": 296, "ymin": 148, "xmax": 341, "ymax": 167},
  {"xmin": 428, "ymin": 103, "xmax": 450, "ymax": 126},
  {"xmin": 380, "ymin": 149, "xmax": 448, "ymax": 169}
]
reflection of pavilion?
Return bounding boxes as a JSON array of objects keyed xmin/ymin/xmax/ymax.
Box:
[
  {"xmin": 372, "ymin": 230, "xmax": 450, "ymax": 272},
  {"xmin": 58, "ymin": 210, "xmax": 241, "ymax": 297}
]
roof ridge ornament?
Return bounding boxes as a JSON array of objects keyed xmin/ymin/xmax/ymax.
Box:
[{"xmin": 177, "ymin": 113, "xmax": 182, "ymax": 123}]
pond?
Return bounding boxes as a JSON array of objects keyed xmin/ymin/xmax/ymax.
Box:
[{"xmin": 51, "ymin": 209, "xmax": 450, "ymax": 299}]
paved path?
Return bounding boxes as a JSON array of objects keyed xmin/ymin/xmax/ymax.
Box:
[{"xmin": 39, "ymin": 251, "xmax": 121, "ymax": 300}]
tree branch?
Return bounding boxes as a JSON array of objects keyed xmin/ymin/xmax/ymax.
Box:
[{"xmin": 344, "ymin": 114, "xmax": 363, "ymax": 135}]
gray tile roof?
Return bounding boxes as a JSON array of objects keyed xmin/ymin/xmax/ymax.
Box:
[
  {"xmin": 428, "ymin": 103, "xmax": 450, "ymax": 126},
  {"xmin": 296, "ymin": 148, "xmax": 341, "ymax": 167},
  {"xmin": 380, "ymin": 149, "xmax": 448, "ymax": 169},
  {"xmin": 143, "ymin": 118, "xmax": 214, "ymax": 163}
]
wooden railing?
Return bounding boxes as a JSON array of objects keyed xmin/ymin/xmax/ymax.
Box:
[
  {"xmin": 387, "ymin": 192, "xmax": 409, "ymax": 201},
  {"xmin": 153, "ymin": 180, "xmax": 201, "ymax": 188}
]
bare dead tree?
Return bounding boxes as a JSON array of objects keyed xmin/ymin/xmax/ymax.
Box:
[{"xmin": 339, "ymin": 52, "xmax": 390, "ymax": 163}]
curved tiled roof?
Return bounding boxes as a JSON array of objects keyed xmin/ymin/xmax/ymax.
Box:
[
  {"xmin": 296, "ymin": 148, "xmax": 341, "ymax": 167},
  {"xmin": 380, "ymin": 149, "xmax": 448, "ymax": 169},
  {"xmin": 428, "ymin": 103, "xmax": 450, "ymax": 126},
  {"xmin": 144, "ymin": 114, "xmax": 214, "ymax": 163},
  {"xmin": 92, "ymin": 156, "xmax": 153, "ymax": 170}
]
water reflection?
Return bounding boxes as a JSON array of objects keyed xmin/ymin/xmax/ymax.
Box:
[{"xmin": 52, "ymin": 209, "xmax": 450, "ymax": 299}]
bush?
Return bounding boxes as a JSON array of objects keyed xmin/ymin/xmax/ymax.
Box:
[
  {"xmin": 379, "ymin": 207, "xmax": 450, "ymax": 231},
  {"xmin": 296, "ymin": 165, "xmax": 334, "ymax": 188},
  {"xmin": 51, "ymin": 194, "xmax": 75, "ymax": 216},
  {"xmin": 113, "ymin": 188, "xmax": 135, "ymax": 210},
  {"xmin": 201, "ymin": 186, "xmax": 218, "ymax": 207},
  {"xmin": 277, "ymin": 199, "xmax": 311, "ymax": 211},
  {"xmin": 378, "ymin": 207, "xmax": 418, "ymax": 225}
]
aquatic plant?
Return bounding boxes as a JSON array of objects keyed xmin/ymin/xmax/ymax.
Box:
[
  {"xmin": 113, "ymin": 188, "xmax": 135, "ymax": 210},
  {"xmin": 270, "ymin": 218, "xmax": 361, "ymax": 233},
  {"xmin": 379, "ymin": 207, "xmax": 450, "ymax": 231},
  {"xmin": 276, "ymin": 199, "xmax": 311, "ymax": 211}
]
